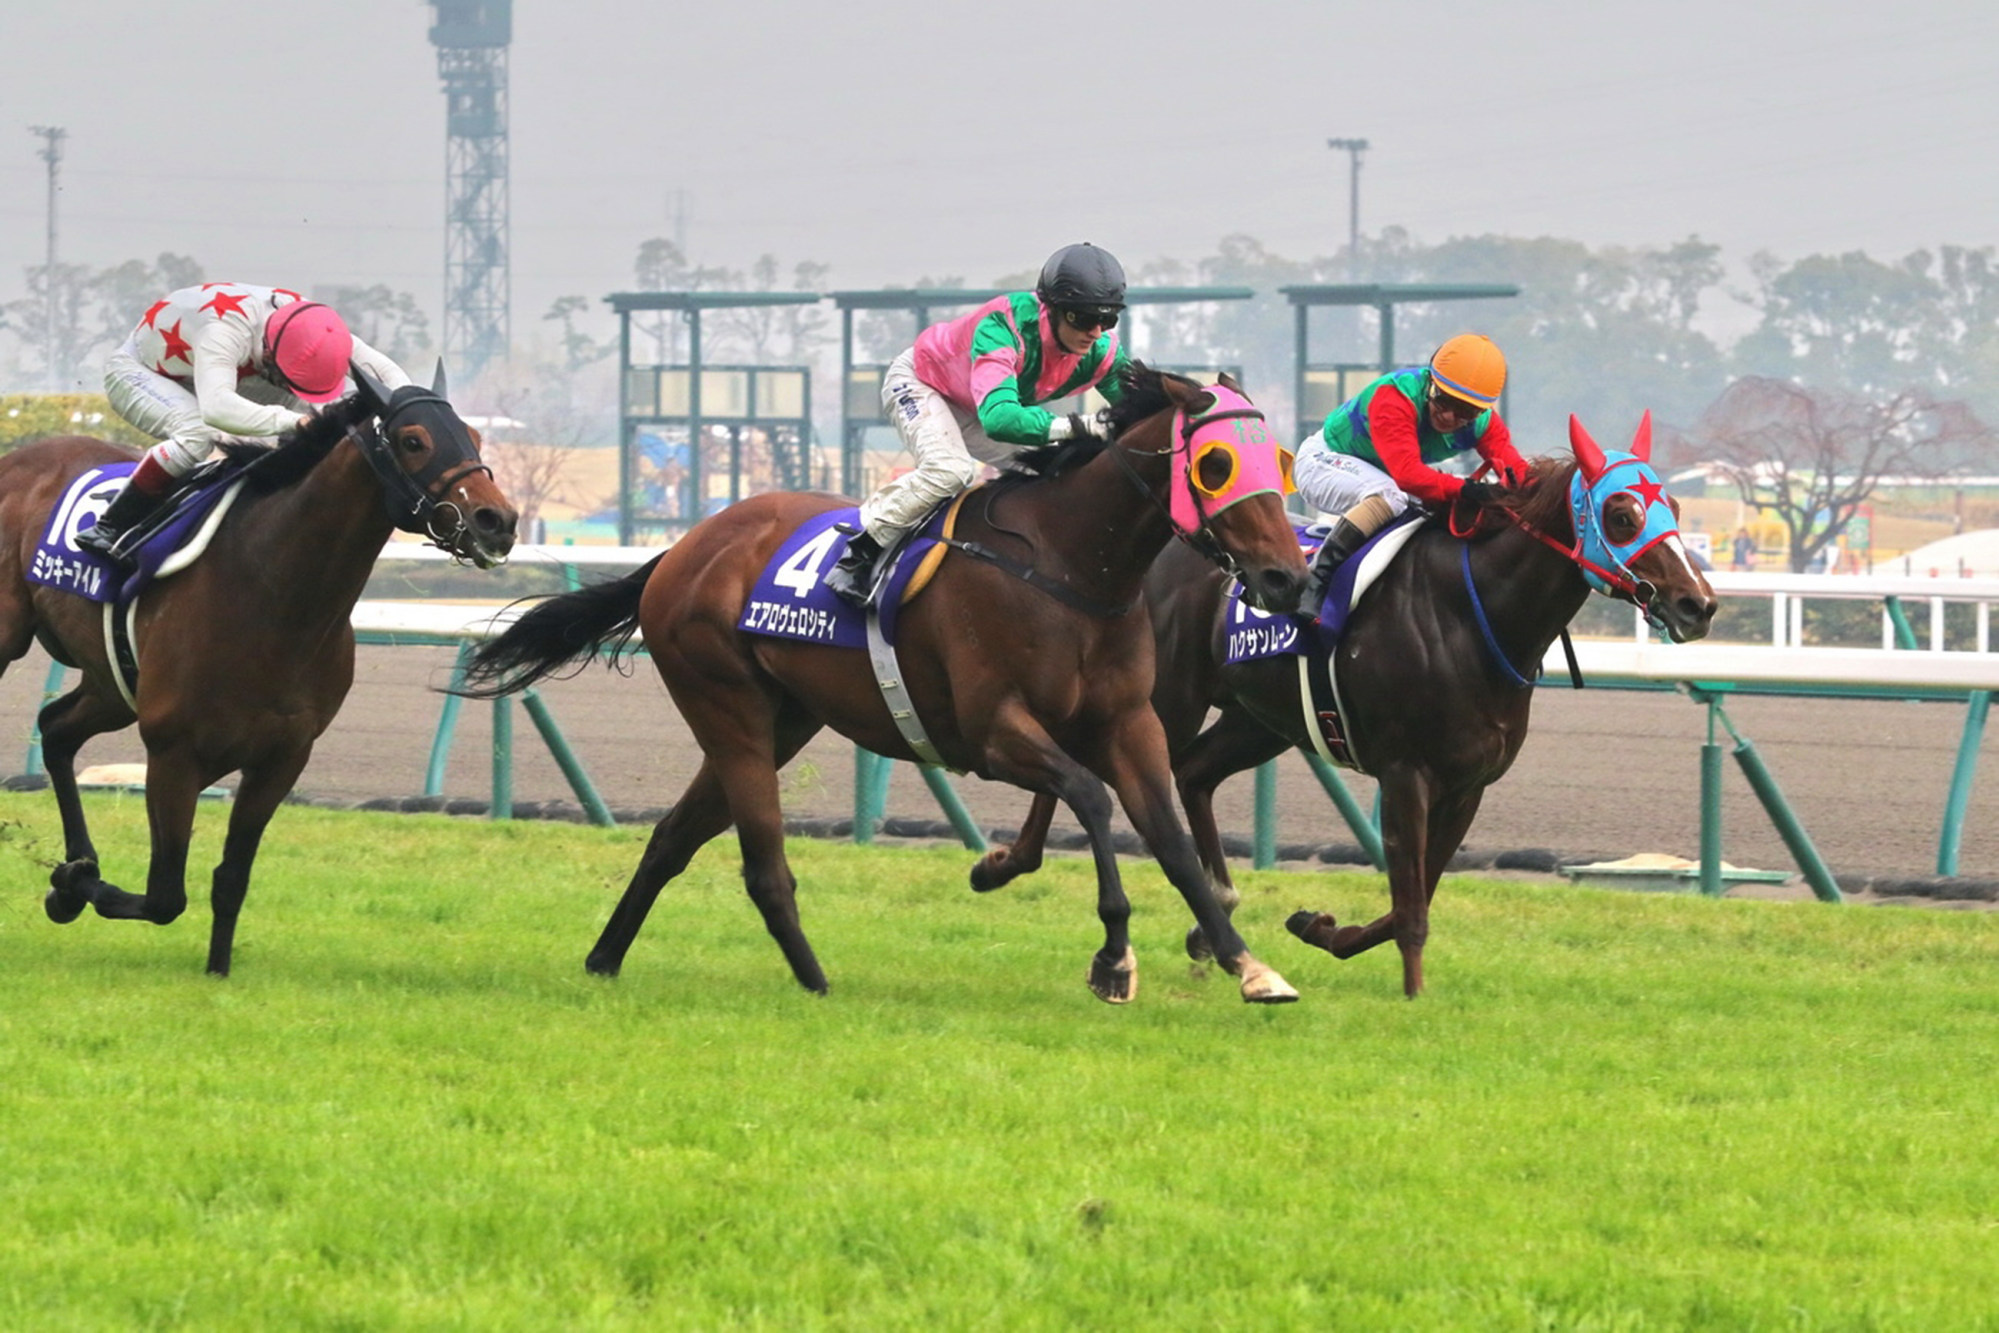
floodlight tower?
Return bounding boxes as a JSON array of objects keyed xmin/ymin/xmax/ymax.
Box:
[
  {"xmin": 429, "ymin": 0, "xmax": 511, "ymax": 379},
  {"xmin": 1327, "ymin": 137, "xmax": 1369, "ymax": 277}
]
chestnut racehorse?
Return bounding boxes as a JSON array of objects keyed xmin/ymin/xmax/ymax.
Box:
[
  {"xmin": 975, "ymin": 414, "xmax": 1718, "ymax": 996},
  {"xmin": 459, "ymin": 367, "xmax": 1309, "ymax": 1004},
  {"xmin": 0, "ymin": 368, "xmax": 518, "ymax": 974}
]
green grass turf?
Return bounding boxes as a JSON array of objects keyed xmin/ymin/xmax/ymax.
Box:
[{"xmin": 2, "ymin": 791, "xmax": 1996, "ymax": 1330}]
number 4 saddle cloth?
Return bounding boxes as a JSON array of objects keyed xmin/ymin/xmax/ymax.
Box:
[{"xmin": 736, "ymin": 494, "xmax": 963, "ymax": 650}]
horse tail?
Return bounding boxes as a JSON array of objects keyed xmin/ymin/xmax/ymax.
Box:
[{"xmin": 457, "ymin": 553, "xmax": 664, "ymax": 698}]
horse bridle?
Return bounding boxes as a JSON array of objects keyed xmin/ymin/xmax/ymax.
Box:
[
  {"xmin": 1452, "ymin": 465, "xmax": 1668, "ymax": 628},
  {"xmin": 352, "ymin": 388, "xmax": 496, "ymax": 552},
  {"xmin": 1107, "ymin": 398, "xmax": 1268, "ymax": 584}
]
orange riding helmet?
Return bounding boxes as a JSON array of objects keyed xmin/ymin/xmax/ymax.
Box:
[{"xmin": 1428, "ymin": 334, "xmax": 1507, "ymax": 412}]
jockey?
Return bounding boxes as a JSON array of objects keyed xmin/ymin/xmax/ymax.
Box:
[
  {"xmin": 79, "ymin": 282, "xmax": 413, "ymax": 564},
  {"xmin": 1291, "ymin": 333, "xmax": 1529, "ymax": 597},
  {"xmin": 824, "ymin": 242, "xmax": 1131, "ymax": 606}
]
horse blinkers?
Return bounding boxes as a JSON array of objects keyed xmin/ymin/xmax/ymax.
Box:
[{"xmin": 351, "ymin": 367, "xmax": 516, "ymax": 567}]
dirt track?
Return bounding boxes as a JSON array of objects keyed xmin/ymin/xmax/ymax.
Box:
[{"xmin": 3, "ymin": 638, "xmax": 1994, "ymax": 887}]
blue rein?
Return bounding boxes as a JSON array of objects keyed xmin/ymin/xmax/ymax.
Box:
[{"xmin": 1460, "ymin": 542, "xmax": 1537, "ymax": 689}]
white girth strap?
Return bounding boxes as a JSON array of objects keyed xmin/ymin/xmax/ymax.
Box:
[{"xmin": 865, "ymin": 605, "xmax": 947, "ymax": 769}]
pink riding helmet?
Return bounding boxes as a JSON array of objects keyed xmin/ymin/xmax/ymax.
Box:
[{"xmin": 263, "ymin": 301, "xmax": 354, "ymax": 403}]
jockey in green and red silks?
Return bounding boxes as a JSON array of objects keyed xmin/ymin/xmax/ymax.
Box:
[
  {"xmin": 1291, "ymin": 334, "xmax": 1532, "ymax": 595},
  {"xmin": 826, "ymin": 242, "xmax": 1132, "ymax": 606}
]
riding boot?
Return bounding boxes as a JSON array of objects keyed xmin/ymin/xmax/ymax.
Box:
[
  {"xmin": 1305, "ymin": 494, "xmax": 1396, "ymax": 610},
  {"xmin": 825, "ymin": 530, "xmax": 886, "ymax": 607},
  {"xmin": 74, "ymin": 482, "xmax": 172, "ymax": 567}
]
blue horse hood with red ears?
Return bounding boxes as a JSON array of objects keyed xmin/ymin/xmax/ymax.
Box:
[{"xmin": 1566, "ymin": 411, "xmax": 1681, "ymax": 600}]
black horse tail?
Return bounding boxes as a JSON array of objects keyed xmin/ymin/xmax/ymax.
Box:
[{"xmin": 457, "ymin": 553, "xmax": 664, "ymax": 698}]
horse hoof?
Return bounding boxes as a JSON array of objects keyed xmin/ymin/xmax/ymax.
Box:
[
  {"xmin": 1086, "ymin": 947, "xmax": 1138, "ymax": 1004},
  {"xmin": 45, "ymin": 860, "xmax": 99, "ymax": 924},
  {"xmin": 1184, "ymin": 925, "xmax": 1215, "ymax": 962},
  {"xmin": 1236, "ymin": 957, "xmax": 1300, "ymax": 1005},
  {"xmin": 584, "ymin": 957, "xmax": 621, "ymax": 978},
  {"xmin": 968, "ymin": 850, "xmax": 1015, "ymax": 893},
  {"xmin": 1286, "ymin": 910, "xmax": 1341, "ymax": 953}
]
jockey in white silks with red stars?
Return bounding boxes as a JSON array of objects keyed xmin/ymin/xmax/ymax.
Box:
[
  {"xmin": 79, "ymin": 282, "xmax": 413, "ymax": 564},
  {"xmin": 824, "ymin": 242, "xmax": 1132, "ymax": 605}
]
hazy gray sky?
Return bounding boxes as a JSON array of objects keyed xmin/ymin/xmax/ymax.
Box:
[{"xmin": 4, "ymin": 0, "xmax": 1996, "ymax": 344}]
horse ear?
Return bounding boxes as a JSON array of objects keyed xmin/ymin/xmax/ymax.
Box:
[
  {"xmin": 1217, "ymin": 371, "xmax": 1243, "ymax": 395},
  {"xmin": 1630, "ymin": 409, "xmax": 1653, "ymax": 462},
  {"xmin": 1569, "ymin": 414, "xmax": 1608, "ymax": 482},
  {"xmin": 350, "ymin": 361, "xmax": 392, "ymax": 415},
  {"xmin": 431, "ymin": 360, "xmax": 449, "ymax": 398}
]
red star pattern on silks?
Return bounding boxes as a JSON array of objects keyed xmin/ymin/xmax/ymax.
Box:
[
  {"xmin": 1631, "ymin": 476, "xmax": 1665, "ymax": 510},
  {"xmin": 140, "ymin": 299, "xmax": 169, "ymax": 329},
  {"xmin": 156, "ymin": 319, "xmax": 193, "ymax": 367},
  {"xmin": 202, "ymin": 288, "xmax": 250, "ymax": 319},
  {"xmin": 273, "ymin": 288, "xmax": 302, "ymax": 303}
]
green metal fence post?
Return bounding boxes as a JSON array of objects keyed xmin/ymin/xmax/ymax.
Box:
[
  {"xmin": 1729, "ymin": 733, "xmax": 1842, "ymax": 902},
  {"xmin": 425, "ymin": 641, "xmax": 476, "ymax": 796},
  {"xmin": 1300, "ymin": 750, "xmax": 1386, "ymax": 870},
  {"xmin": 918, "ymin": 766, "xmax": 989, "ymax": 852},
  {"xmin": 1253, "ymin": 761, "xmax": 1278, "ymax": 868},
  {"xmin": 1937, "ymin": 689, "xmax": 1990, "ymax": 877},
  {"xmin": 519, "ymin": 687, "xmax": 615, "ymax": 827},
  {"xmin": 1695, "ymin": 690, "xmax": 1724, "ymax": 897},
  {"xmin": 1883, "ymin": 596, "xmax": 1919, "ymax": 650},
  {"xmin": 25, "ymin": 659, "xmax": 67, "ymax": 777},
  {"xmin": 853, "ymin": 748, "xmax": 887, "ymax": 844},
  {"xmin": 490, "ymin": 693, "xmax": 513, "ymax": 820}
]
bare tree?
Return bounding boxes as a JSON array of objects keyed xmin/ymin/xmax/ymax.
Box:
[{"xmin": 1692, "ymin": 376, "xmax": 1991, "ymax": 572}]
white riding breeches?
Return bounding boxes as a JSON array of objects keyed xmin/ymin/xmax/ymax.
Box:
[
  {"xmin": 104, "ymin": 345, "xmax": 300, "ymax": 478},
  {"xmin": 1292, "ymin": 437, "xmax": 1417, "ymax": 522},
  {"xmin": 861, "ymin": 349, "xmax": 1010, "ymax": 539}
]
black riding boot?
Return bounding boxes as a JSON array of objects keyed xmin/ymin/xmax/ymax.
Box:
[
  {"xmin": 825, "ymin": 530, "xmax": 885, "ymax": 607},
  {"xmin": 1304, "ymin": 516, "xmax": 1368, "ymax": 610},
  {"xmin": 74, "ymin": 482, "xmax": 171, "ymax": 567}
]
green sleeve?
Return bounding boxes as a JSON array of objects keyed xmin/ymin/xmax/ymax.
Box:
[{"xmin": 975, "ymin": 383, "xmax": 1058, "ymax": 445}]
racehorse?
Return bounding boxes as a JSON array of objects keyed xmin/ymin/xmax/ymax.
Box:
[
  {"xmin": 973, "ymin": 414, "xmax": 1718, "ymax": 997},
  {"xmin": 0, "ymin": 368, "xmax": 518, "ymax": 974},
  {"xmin": 458, "ymin": 366, "xmax": 1310, "ymax": 1004}
]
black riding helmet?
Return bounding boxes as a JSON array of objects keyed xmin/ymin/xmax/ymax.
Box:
[{"xmin": 1036, "ymin": 242, "xmax": 1127, "ymax": 320}]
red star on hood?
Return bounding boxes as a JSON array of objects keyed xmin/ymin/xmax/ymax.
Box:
[
  {"xmin": 140, "ymin": 299, "xmax": 169, "ymax": 329},
  {"xmin": 202, "ymin": 288, "xmax": 250, "ymax": 319},
  {"xmin": 156, "ymin": 319, "xmax": 193, "ymax": 367},
  {"xmin": 1631, "ymin": 476, "xmax": 1665, "ymax": 510}
]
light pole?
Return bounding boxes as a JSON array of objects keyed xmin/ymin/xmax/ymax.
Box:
[
  {"xmin": 1326, "ymin": 137, "xmax": 1368, "ymax": 278},
  {"xmin": 29, "ymin": 125, "xmax": 66, "ymax": 390}
]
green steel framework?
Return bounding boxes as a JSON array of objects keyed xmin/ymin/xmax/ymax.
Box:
[
  {"xmin": 1279, "ymin": 283, "xmax": 1521, "ymax": 444},
  {"xmin": 606, "ymin": 291, "xmax": 821, "ymax": 544}
]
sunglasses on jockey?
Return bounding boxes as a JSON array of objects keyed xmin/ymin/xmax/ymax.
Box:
[
  {"xmin": 1427, "ymin": 387, "xmax": 1487, "ymax": 423},
  {"xmin": 1058, "ymin": 306, "xmax": 1120, "ymax": 333}
]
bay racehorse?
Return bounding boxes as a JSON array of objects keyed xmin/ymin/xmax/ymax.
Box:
[
  {"xmin": 974, "ymin": 413, "xmax": 1718, "ymax": 996},
  {"xmin": 0, "ymin": 367, "xmax": 518, "ymax": 974},
  {"xmin": 458, "ymin": 367, "xmax": 1309, "ymax": 1003}
]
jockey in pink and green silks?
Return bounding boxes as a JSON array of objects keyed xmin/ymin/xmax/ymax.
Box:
[{"xmin": 825, "ymin": 242, "xmax": 1131, "ymax": 606}]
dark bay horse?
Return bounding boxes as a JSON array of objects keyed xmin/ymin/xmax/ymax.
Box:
[
  {"xmin": 0, "ymin": 369, "xmax": 518, "ymax": 974},
  {"xmin": 459, "ymin": 367, "xmax": 1309, "ymax": 1003},
  {"xmin": 977, "ymin": 414, "xmax": 1718, "ymax": 997}
]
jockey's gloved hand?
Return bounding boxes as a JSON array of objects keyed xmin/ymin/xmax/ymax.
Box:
[
  {"xmin": 1459, "ymin": 480, "xmax": 1501, "ymax": 507},
  {"xmin": 1049, "ymin": 413, "xmax": 1108, "ymax": 443}
]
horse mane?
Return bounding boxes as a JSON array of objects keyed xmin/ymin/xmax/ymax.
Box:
[
  {"xmin": 213, "ymin": 395, "xmax": 375, "ymax": 494},
  {"xmin": 1474, "ymin": 455, "xmax": 1579, "ymax": 541},
  {"xmin": 1010, "ymin": 360, "xmax": 1198, "ymax": 480}
]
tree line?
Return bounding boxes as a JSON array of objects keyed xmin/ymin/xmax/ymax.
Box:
[{"xmin": 7, "ymin": 231, "xmax": 1994, "ymax": 570}]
